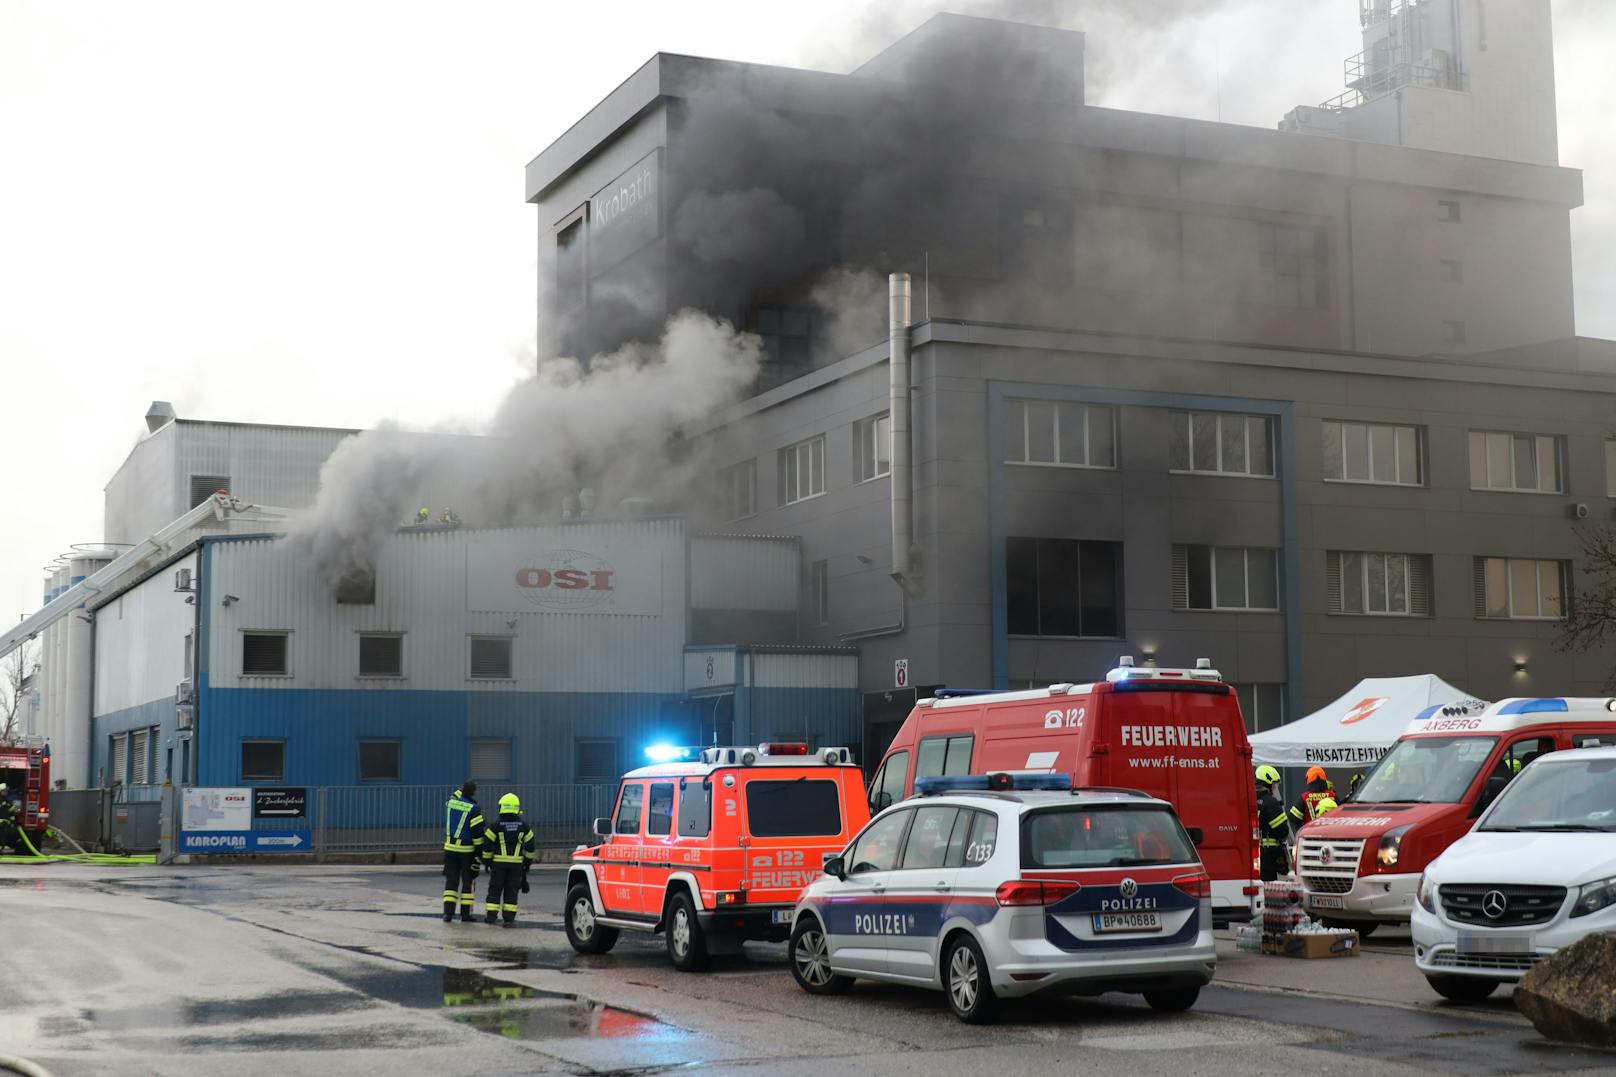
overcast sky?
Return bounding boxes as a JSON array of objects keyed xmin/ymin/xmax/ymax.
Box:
[{"xmin": 2, "ymin": 0, "xmax": 1612, "ymax": 630}]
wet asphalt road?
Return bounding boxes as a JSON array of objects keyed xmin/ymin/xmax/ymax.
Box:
[{"xmin": 3, "ymin": 864, "xmax": 1616, "ymax": 1076}]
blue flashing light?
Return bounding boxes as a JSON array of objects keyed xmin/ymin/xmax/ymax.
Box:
[
  {"xmin": 1411, "ymin": 705, "xmax": 1442, "ymax": 721},
  {"xmin": 644, "ymin": 744, "xmax": 692, "ymax": 763},
  {"xmin": 1499, "ymin": 698, "xmax": 1569, "ymax": 715},
  {"xmin": 915, "ymin": 773, "xmax": 1073, "ymax": 796}
]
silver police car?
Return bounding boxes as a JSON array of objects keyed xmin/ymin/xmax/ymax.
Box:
[{"xmin": 787, "ymin": 774, "xmax": 1217, "ymax": 1022}]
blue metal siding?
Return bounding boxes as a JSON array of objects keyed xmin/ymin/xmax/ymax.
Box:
[
  {"xmin": 741, "ymin": 687, "xmax": 862, "ymax": 753},
  {"xmin": 92, "ymin": 697, "xmax": 179, "ymax": 787}
]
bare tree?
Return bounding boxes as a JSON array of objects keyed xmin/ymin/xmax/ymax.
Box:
[
  {"xmin": 1558, "ymin": 527, "xmax": 1616, "ymax": 687},
  {"xmin": 1, "ymin": 641, "xmax": 39, "ymax": 745}
]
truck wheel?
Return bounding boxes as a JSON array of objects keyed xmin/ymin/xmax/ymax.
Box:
[
  {"xmin": 1426, "ymin": 975, "xmax": 1497, "ymax": 1003},
  {"xmin": 564, "ymin": 885, "xmax": 618, "ymax": 954},
  {"xmin": 789, "ymin": 916, "xmax": 852, "ymax": 995},
  {"xmin": 943, "ymin": 935, "xmax": 999, "ymax": 1024},
  {"xmin": 1143, "ymin": 986, "xmax": 1201, "ymax": 1012},
  {"xmin": 665, "ymin": 891, "xmax": 709, "ymax": 972}
]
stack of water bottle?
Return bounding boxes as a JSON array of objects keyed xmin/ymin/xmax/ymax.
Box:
[{"xmin": 1259, "ymin": 879, "xmax": 1315, "ymax": 952}]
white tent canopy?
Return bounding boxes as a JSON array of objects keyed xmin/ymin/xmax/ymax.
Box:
[{"xmin": 1249, "ymin": 675, "xmax": 1480, "ymax": 769}]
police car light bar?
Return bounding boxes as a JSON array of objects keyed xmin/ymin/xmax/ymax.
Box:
[
  {"xmin": 915, "ymin": 773, "xmax": 1073, "ymax": 796},
  {"xmin": 1106, "ymin": 660, "xmax": 1222, "ymax": 684}
]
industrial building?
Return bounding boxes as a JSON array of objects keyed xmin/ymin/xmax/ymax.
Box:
[
  {"xmin": 7, "ymin": 413, "xmax": 859, "ymax": 790},
  {"xmin": 524, "ymin": 0, "xmax": 1616, "ymax": 753}
]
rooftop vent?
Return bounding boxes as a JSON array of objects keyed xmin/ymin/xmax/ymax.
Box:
[{"xmin": 145, "ymin": 400, "xmax": 177, "ymax": 433}]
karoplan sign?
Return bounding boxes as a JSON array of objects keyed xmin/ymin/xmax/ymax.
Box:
[{"xmin": 466, "ymin": 533, "xmax": 666, "ymax": 616}]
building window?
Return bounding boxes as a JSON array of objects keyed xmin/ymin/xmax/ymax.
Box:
[
  {"xmin": 1443, "ymin": 319, "xmax": 1467, "ymax": 345},
  {"xmin": 1322, "ymin": 422, "xmax": 1422, "ymax": 485},
  {"xmin": 358, "ymin": 633, "xmax": 403, "ymax": 677},
  {"xmin": 719, "ymin": 459, "xmax": 756, "ymax": 521},
  {"xmin": 1255, "ymin": 223, "xmax": 1326, "ymax": 309},
  {"xmin": 109, "ymin": 733, "xmax": 128, "ymax": 786},
  {"xmin": 756, "ymin": 306, "xmax": 817, "ymax": 373},
  {"xmin": 779, "ymin": 436, "xmax": 826, "ymax": 506},
  {"xmin": 183, "ymin": 632, "xmax": 194, "ymax": 682},
  {"xmin": 335, "ymin": 569, "xmax": 376, "ymax": 604},
  {"xmin": 241, "ymin": 739, "xmax": 285, "ymax": 782},
  {"xmin": 854, "ymin": 413, "xmax": 892, "ymax": 482},
  {"xmin": 358, "ymin": 739, "xmax": 402, "ymax": 782},
  {"xmin": 1468, "ymin": 431, "xmax": 1563, "ymax": 493},
  {"xmin": 469, "ymin": 636, "xmax": 514, "ymax": 679},
  {"xmin": 1173, "ymin": 546, "xmax": 1279, "ymax": 611},
  {"xmin": 1441, "ymin": 258, "xmax": 1464, "ymax": 283},
  {"xmin": 1004, "ymin": 400, "xmax": 1116, "ymax": 468},
  {"xmin": 1006, "ymin": 538, "xmax": 1122, "ymax": 638},
  {"xmin": 130, "ymin": 729, "xmax": 150, "ymax": 785},
  {"xmin": 576, "ymin": 739, "xmax": 619, "ymax": 783},
  {"xmin": 1438, "ymin": 199, "xmax": 1461, "ymax": 223},
  {"xmin": 1232, "ymin": 684, "xmax": 1286, "ymax": 735},
  {"xmin": 809, "ymin": 560, "xmax": 830, "ymax": 625},
  {"xmin": 1328, "ymin": 552, "xmax": 1432, "ymax": 616},
  {"xmin": 242, "ymin": 632, "xmax": 289, "ymax": 676},
  {"xmin": 188, "ymin": 474, "xmax": 231, "ymax": 509},
  {"xmin": 1475, "ymin": 558, "xmax": 1568, "ymax": 620},
  {"xmin": 1607, "ymin": 441, "xmax": 1616, "ymax": 498},
  {"xmin": 468, "ymin": 738, "xmax": 512, "ymax": 782},
  {"xmin": 1169, "ymin": 412, "xmax": 1274, "ymax": 477}
]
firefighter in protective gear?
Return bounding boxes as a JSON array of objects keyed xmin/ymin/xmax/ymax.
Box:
[
  {"xmin": 0, "ymin": 783, "xmax": 20, "ymax": 854},
  {"xmin": 1254, "ymin": 765, "xmax": 1290, "ymax": 882},
  {"xmin": 442, "ymin": 781, "xmax": 484, "ymax": 922},
  {"xmin": 415, "ymin": 506, "xmax": 431, "ymax": 524},
  {"xmin": 1348, "ymin": 772, "xmax": 1367, "ymax": 799},
  {"xmin": 482, "ymin": 793, "xmax": 536, "ymax": 926},
  {"xmin": 1289, "ymin": 766, "xmax": 1335, "ymax": 833},
  {"xmin": 1315, "ymin": 796, "xmax": 1340, "ymax": 816}
]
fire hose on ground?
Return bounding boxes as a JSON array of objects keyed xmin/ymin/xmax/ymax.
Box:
[
  {"xmin": 0, "ymin": 824, "xmax": 155, "ymax": 866},
  {"xmin": 0, "ymin": 1053, "xmax": 53, "ymax": 1077}
]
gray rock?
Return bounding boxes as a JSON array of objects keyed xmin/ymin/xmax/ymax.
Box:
[{"xmin": 1516, "ymin": 933, "xmax": 1616, "ymax": 1046}]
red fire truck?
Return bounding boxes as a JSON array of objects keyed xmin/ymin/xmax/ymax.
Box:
[{"xmin": 0, "ymin": 738, "xmax": 52, "ymax": 850}]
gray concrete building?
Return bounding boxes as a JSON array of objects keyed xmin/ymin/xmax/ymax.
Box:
[{"xmin": 524, "ymin": 7, "xmax": 1611, "ymax": 755}]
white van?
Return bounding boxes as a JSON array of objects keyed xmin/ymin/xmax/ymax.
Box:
[{"xmin": 1411, "ymin": 742, "xmax": 1616, "ymax": 1001}]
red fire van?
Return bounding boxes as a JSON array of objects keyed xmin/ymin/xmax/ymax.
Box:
[{"xmin": 869, "ymin": 660, "xmax": 1259, "ymax": 921}]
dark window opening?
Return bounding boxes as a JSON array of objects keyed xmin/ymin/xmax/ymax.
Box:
[
  {"xmin": 358, "ymin": 634, "xmax": 402, "ymax": 677},
  {"xmin": 359, "ymin": 739, "xmax": 401, "ymax": 782},
  {"xmin": 336, "ymin": 569, "xmax": 376, "ymax": 604},
  {"xmin": 189, "ymin": 475, "xmax": 231, "ymax": 509},
  {"xmin": 555, "ymin": 218, "xmax": 586, "ymax": 355},
  {"xmin": 1007, "ymin": 538, "xmax": 1122, "ymax": 637},
  {"xmin": 744, "ymin": 779, "xmax": 842, "ymax": 837},
  {"xmin": 242, "ymin": 632, "xmax": 288, "ymax": 676},
  {"xmin": 241, "ymin": 739, "xmax": 285, "ymax": 782},
  {"xmin": 469, "ymin": 637, "xmax": 513, "ymax": 679},
  {"xmin": 577, "ymin": 739, "xmax": 619, "ymax": 783}
]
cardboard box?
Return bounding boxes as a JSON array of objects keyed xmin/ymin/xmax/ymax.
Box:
[{"xmin": 1278, "ymin": 931, "xmax": 1360, "ymax": 959}]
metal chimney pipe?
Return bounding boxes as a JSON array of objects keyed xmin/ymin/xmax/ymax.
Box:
[{"xmin": 889, "ymin": 272, "xmax": 913, "ymax": 590}]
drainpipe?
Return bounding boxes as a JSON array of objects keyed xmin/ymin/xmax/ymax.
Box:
[
  {"xmin": 839, "ymin": 272, "xmax": 914, "ymax": 643},
  {"xmin": 889, "ymin": 272, "xmax": 915, "ymax": 595}
]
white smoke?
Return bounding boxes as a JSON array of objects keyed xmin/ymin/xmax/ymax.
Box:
[{"xmin": 289, "ymin": 310, "xmax": 763, "ymax": 586}]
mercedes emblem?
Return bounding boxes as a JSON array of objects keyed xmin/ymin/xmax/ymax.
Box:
[
  {"xmin": 1119, "ymin": 878, "xmax": 1138, "ymax": 899},
  {"xmin": 1482, "ymin": 889, "xmax": 1509, "ymax": 919}
]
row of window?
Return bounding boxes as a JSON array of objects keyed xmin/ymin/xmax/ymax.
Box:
[
  {"xmin": 235, "ymin": 736, "xmax": 625, "ymax": 784},
  {"xmin": 1007, "ymin": 538, "xmax": 1570, "ymax": 638},
  {"xmin": 727, "ymin": 410, "xmax": 1600, "ymax": 524},
  {"xmin": 239, "ymin": 632, "xmax": 517, "ymax": 679},
  {"xmin": 610, "ymin": 774, "xmax": 844, "ymax": 840},
  {"xmin": 107, "ymin": 727, "xmax": 162, "ymax": 785}
]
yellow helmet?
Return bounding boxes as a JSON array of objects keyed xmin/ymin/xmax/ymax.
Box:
[
  {"xmin": 1315, "ymin": 797, "xmax": 1339, "ymax": 816},
  {"xmin": 1254, "ymin": 765, "xmax": 1281, "ymax": 786},
  {"xmin": 498, "ymin": 793, "xmax": 521, "ymax": 814}
]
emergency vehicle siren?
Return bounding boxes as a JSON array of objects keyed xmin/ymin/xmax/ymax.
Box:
[
  {"xmin": 1106, "ymin": 657, "xmax": 1222, "ymax": 683},
  {"xmin": 915, "ymin": 773, "xmax": 1073, "ymax": 795}
]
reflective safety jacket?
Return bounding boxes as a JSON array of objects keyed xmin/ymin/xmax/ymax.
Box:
[
  {"xmin": 444, "ymin": 791, "xmax": 485, "ymax": 854},
  {"xmin": 1258, "ymin": 792, "xmax": 1289, "ymax": 848},
  {"xmin": 1289, "ymin": 779, "xmax": 1334, "ymax": 833},
  {"xmin": 482, "ymin": 814, "xmax": 536, "ymax": 866}
]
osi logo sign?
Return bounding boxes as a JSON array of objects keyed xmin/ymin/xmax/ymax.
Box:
[{"xmin": 515, "ymin": 549, "xmax": 616, "ymax": 611}]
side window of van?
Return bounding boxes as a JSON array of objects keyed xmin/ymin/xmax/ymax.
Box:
[
  {"xmin": 870, "ymin": 751, "xmax": 909, "ymax": 812},
  {"xmin": 677, "ymin": 777, "xmax": 712, "ymax": 838},
  {"xmin": 1499, "ymin": 736, "xmax": 1556, "ymax": 780},
  {"xmin": 614, "ymin": 782, "xmax": 644, "ymax": 835},
  {"xmin": 647, "ymin": 782, "xmax": 675, "ymax": 836},
  {"xmin": 916, "ymin": 735, "xmax": 973, "ymax": 779}
]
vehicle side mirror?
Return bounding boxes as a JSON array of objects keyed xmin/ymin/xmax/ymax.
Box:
[
  {"xmin": 822, "ymin": 855, "xmax": 846, "ymax": 880},
  {"xmin": 871, "ymin": 791, "xmax": 893, "ymax": 812},
  {"xmin": 1186, "ymin": 826, "xmax": 1204, "ymax": 847},
  {"xmin": 1471, "ymin": 776, "xmax": 1508, "ymax": 818},
  {"xmin": 593, "ymin": 817, "xmax": 613, "ymax": 838}
]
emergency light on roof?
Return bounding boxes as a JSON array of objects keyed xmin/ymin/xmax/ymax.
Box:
[
  {"xmin": 759, "ymin": 742, "xmax": 808, "ymax": 755},
  {"xmin": 644, "ymin": 744, "xmax": 694, "ymax": 763},
  {"xmin": 1106, "ymin": 658, "xmax": 1222, "ymax": 684},
  {"xmin": 915, "ymin": 773, "xmax": 1073, "ymax": 796}
]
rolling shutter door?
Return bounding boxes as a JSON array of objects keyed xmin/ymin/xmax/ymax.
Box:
[
  {"xmin": 469, "ymin": 738, "xmax": 512, "ymax": 782},
  {"xmin": 1472, "ymin": 557, "xmax": 1488, "ymax": 618},
  {"xmin": 1170, "ymin": 545, "xmax": 1188, "ymax": 610},
  {"xmin": 1409, "ymin": 556, "xmax": 1433, "ymax": 617}
]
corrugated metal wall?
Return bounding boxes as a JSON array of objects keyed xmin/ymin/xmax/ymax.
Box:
[
  {"xmin": 751, "ymin": 650, "xmax": 859, "ymax": 690},
  {"xmin": 95, "ymin": 551, "xmax": 197, "ymax": 715},
  {"xmin": 690, "ymin": 534, "xmax": 798, "ymax": 610},
  {"xmin": 103, "ymin": 426, "xmax": 178, "ymax": 545},
  {"xmin": 205, "ymin": 519, "xmax": 687, "ymax": 694}
]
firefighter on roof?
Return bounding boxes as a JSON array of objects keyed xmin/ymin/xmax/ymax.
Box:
[
  {"xmin": 482, "ymin": 793, "xmax": 536, "ymax": 926},
  {"xmin": 442, "ymin": 781, "xmax": 484, "ymax": 922}
]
